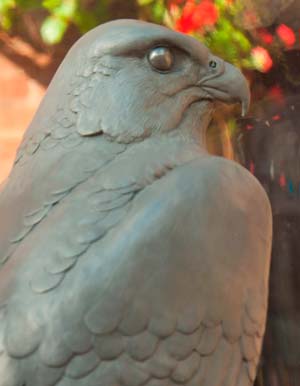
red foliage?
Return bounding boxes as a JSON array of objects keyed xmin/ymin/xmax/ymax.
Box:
[
  {"xmin": 173, "ymin": 0, "xmax": 219, "ymax": 34},
  {"xmin": 276, "ymin": 24, "xmax": 296, "ymax": 47},
  {"xmin": 279, "ymin": 172, "xmax": 286, "ymax": 188},
  {"xmin": 257, "ymin": 28, "xmax": 273, "ymax": 45},
  {"xmin": 272, "ymin": 114, "xmax": 281, "ymax": 121},
  {"xmin": 268, "ymin": 85, "xmax": 284, "ymax": 104},
  {"xmin": 251, "ymin": 46, "xmax": 273, "ymax": 73}
]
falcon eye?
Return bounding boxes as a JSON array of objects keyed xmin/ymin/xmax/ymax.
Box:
[
  {"xmin": 148, "ymin": 47, "xmax": 174, "ymax": 72},
  {"xmin": 209, "ymin": 60, "xmax": 217, "ymax": 69}
]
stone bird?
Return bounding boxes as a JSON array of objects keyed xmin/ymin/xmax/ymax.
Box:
[{"xmin": 0, "ymin": 20, "xmax": 272, "ymax": 386}]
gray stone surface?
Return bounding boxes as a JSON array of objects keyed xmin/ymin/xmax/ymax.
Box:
[{"xmin": 0, "ymin": 19, "xmax": 272, "ymax": 386}]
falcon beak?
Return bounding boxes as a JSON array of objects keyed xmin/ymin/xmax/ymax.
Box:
[{"xmin": 200, "ymin": 61, "xmax": 250, "ymax": 117}]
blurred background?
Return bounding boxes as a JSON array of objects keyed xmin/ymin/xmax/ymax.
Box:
[{"xmin": 0, "ymin": 1, "xmax": 300, "ymax": 384}]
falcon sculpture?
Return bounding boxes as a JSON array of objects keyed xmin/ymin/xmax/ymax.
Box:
[{"xmin": 0, "ymin": 20, "xmax": 272, "ymax": 386}]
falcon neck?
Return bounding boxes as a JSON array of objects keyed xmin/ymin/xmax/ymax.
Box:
[{"xmin": 162, "ymin": 99, "xmax": 214, "ymax": 150}]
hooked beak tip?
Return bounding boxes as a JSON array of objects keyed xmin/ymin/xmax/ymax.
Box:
[{"xmin": 200, "ymin": 61, "xmax": 251, "ymax": 117}]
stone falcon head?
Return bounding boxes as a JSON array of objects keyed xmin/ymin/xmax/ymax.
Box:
[{"xmin": 23, "ymin": 19, "xmax": 250, "ymax": 148}]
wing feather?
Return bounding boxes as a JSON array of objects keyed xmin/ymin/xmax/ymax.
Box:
[{"xmin": 0, "ymin": 155, "xmax": 271, "ymax": 386}]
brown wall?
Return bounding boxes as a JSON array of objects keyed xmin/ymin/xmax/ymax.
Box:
[{"xmin": 0, "ymin": 52, "xmax": 45, "ymax": 182}]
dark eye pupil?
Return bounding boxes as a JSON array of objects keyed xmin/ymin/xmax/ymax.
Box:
[
  {"xmin": 209, "ymin": 60, "xmax": 217, "ymax": 68},
  {"xmin": 148, "ymin": 47, "xmax": 173, "ymax": 72}
]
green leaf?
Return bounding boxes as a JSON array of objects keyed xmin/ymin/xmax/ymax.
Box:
[
  {"xmin": 0, "ymin": 13, "xmax": 12, "ymax": 29},
  {"xmin": 73, "ymin": 9, "xmax": 98, "ymax": 32},
  {"xmin": 40, "ymin": 15, "xmax": 68, "ymax": 44},
  {"xmin": 241, "ymin": 57, "xmax": 255, "ymax": 69},
  {"xmin": 217, "ymin": 18, "xmax": 233, "ymax": 33},
  {"xmin": 138, "ymin": 0, "xmax": 154, "ymax": 5},
  {"xmin": 17, "ymin": 0, "xmax": 41, "ymax": 9},
  {"xmin": 0, "ymin": 0, "xmax": 15, "ymax": 13},
  {"xmin": 54, "ymin": 0, "xmax": 76, "ymax": 19},
  {"xmin": 152, "ymin": 0, "xmax": 164, "ymax": 22},
  {"xmin": 211, "ymin": 29, "xmax": 231, "ymax": 46},
  {"xmin": 42, "ymin": 0, "xmax": 61, "ymax": 10},
  {"xmin": 232, "ymin": 30, "xmax": 251, "ymax": 52}
]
